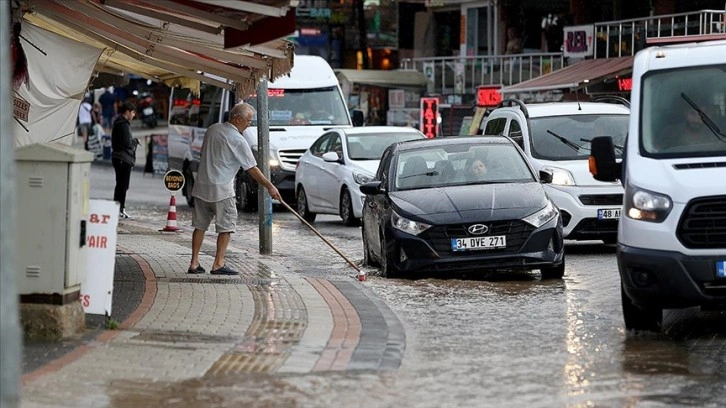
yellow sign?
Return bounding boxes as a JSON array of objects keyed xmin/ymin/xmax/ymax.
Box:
[{"xmin": 164, "ymin": 170, "xmax": 185, "ymax": 193}]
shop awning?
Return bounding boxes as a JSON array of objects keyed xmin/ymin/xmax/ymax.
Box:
[
  {"xmin": 336, "ymin": 69, "xmax": 430, "ymax": 88},
  {"xmin": 500, "ymin": 56, "xmax": 634, "ymax": 94},
  {"xmin": 17, "ymin": 0, "xmax": 297, "ymax": 97}
]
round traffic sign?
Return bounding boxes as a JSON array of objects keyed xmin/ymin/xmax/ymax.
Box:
[{"xmin": 163, "ymin": 169, "xmax": 185, "ymax": 193}]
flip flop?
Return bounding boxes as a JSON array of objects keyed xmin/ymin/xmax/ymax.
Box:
[
  {"xmin": 210, "ymin": 265, "xmax": 238, "ymax": 275},
  {"xmin": 187, "ymin": 265, "xmax": 206, "ymax": 274}
]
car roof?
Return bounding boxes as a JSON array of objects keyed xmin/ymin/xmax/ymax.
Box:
[
  {"xmin": 395, "ymin": 136, "xmax": 513, "ymax": 151},
  {"xmin": 493, "ymin": 102, "xmax": 630, "ymax": 118},
  {"xmin": 337, "ymin": 126, "xmax": 425, "ymax": 136}
]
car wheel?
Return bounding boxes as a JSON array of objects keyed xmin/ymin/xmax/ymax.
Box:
[
  {"xmin": 235, "ymin": 172, "xmax": 258, "ymax": 212},
  {"xmin": 182, "ymin": 163, "xmax": 194, "ymax": 207},
  {"xmin": 540, "ymin": 254, "xmax": 565, "ymax": 279},
  {"xmin": 361, "ymin": 223, "xmax": 380, "ymax": 267},
  {"xmin": 296, "ymin": 186, "xmax": 316, "ymax": 223},
  {"xmin": 380, "ymin": 231, "xmax": 398, "ymax": 279},
  {"xmin": 621, "ymin": 285, "xmax": 662, "ymax": 332},
  {"xmin": 340, "ymin": 188, "xmax": 359, "ymax": 226}
]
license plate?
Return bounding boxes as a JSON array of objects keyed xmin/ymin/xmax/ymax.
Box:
[
  {"xmin": 598, "ymin": 208, "xmax": 621, "ymax": 219},
  {"xmin": 718, "ymin": 260, "xmax": 725, "ymax": 279},
  {"xmin": 143, "ymin": 107, "xmax": 154, "ymax": 115},
  {"xmin": 451, "ymin": 235, "xmax": 507, "ymax": 251}
]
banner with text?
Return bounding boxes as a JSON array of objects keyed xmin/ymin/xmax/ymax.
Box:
[
  {"xmin": 81, "ymin": 199, "xmax": 119, "ymax": 316},
  {"xmin": 564, "ymin": 25, "xmax": 594, "ymax": 58}
]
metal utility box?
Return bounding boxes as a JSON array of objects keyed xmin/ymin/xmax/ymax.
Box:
[{"xmin": 15, "ymin": 143, "xmax": 93, "ymax": 303}]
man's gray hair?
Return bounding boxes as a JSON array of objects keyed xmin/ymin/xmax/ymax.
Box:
[{"xmin": 230, "ymin": 102, "xmax": 255, "ymax": 119}]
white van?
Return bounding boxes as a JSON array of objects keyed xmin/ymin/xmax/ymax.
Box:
[
  {"xmin": 167, "ymin": 55, "xmax": 361, "ymax": 210},
  {"xmin": 590, "ymin": 40, "xmax": 726, "ymax": 331}
]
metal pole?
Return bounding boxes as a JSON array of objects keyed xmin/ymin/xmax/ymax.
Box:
[
  {"xmin": 256, "ymin": 78, "xmax": 272, "ymax": 254},
  {"xmin": 1, "ymin": 3, "xmax": 22, "ymax": 407}
]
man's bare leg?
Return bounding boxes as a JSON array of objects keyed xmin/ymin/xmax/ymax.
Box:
[
  {"xmin": 190, "ymin": 228, "xmax": 205, "ymax": 269},
  {"xmin": 211, "ymin": 232, "xmax": 231, "ymax": 270}
]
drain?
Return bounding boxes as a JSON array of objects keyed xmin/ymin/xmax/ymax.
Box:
[{"xmin": 162, "ymin": 277, "xmax": 274, "ymax": 285}]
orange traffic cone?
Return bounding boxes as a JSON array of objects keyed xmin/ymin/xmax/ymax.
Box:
[{"xmin": 160, "ymin": 195, "xmax": 180, "ymax": 232}]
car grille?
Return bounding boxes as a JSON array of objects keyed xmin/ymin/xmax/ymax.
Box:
[
  {"xmin": 278, "ymin": 149, "xmax": 308, "ymax": 172},
  {"xmin": 677, "ymin": 195, "xmax": 726, "ymax": 249},
  {"xmin": 420, "ymin": 220, "xmax": 536, "ymax": 256},
  {"xmin": 578, "ymin": 194, "xmax": 623, "ymax": 206}
]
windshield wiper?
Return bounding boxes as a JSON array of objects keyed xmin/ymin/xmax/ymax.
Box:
[
  {"xmin": 546, "ymin": 129, "xmax": 588, "ymax": 152},
  {"xmin": 681, "ymin": 92, "xmax": 726, "ymax": 142},
  {"xmin": 400, "ymin": 171, "xmax": 439, "ymax": 179},
  {"xmin": 581, "ymin": 137, "xmax": 624, "ymax": 153}
]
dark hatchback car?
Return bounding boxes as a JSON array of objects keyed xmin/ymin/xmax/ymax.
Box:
[{"xmin": 359, "ymin": 136, "xmax": 565, "ymax": 279}]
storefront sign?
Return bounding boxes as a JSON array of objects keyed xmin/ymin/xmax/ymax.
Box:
[
  {"xmin": 564, "ymin": 25, "xmax": 594, "ymax": 58},
  {"xmin": 13, "ymin": 94, "xmax": 30, "ymax": 122},
  {"xmin": 389, "ymin": 89, "xmax": 405, "ymax": 109},
  {"xmin": 81, "ymin": 199, "xmax": 119, "ymax": 316},
  {"xmin": 477, "ymin": 86, "xmax": 502, "ymax": 107},
  {"xmin": 420, "ymin": 97, "xmax": 439, "ymax": 139},
  {"xmin": 151, "ymin": 134, "xmax": 169, "ymax": 175}
]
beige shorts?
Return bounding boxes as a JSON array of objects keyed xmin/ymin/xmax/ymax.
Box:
[{"xmin": 191, "ymin": 197, "xmax": 237, "ymax": 233}]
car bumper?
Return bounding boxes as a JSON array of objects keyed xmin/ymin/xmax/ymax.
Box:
[
  {"xmin": 545, "ymin": 184, "xmax": 622, "ymax": 241},
  {"xmin": 618, "ymin": 244, "xmax": 726, "ymax": 310},
  {"xmin": 384, "ymin": 218, "xmax": 564, "ymax": 274},
  {"xmin": 270, "ymin": 166, "xmax": 296, "ymax": 201}
]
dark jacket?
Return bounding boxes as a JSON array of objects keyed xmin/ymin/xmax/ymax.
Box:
[{"xmin": 111, "ymin": 116, "xmax": 137, "ymax": 165}]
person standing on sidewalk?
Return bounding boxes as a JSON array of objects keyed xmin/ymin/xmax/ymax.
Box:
[
  {"xmin": 111, "ymin": 102, "xmax": 139, "ymax": 219},
  {"xmin": 77, "ymin": 96, "xmax": 93, "ymax": 151},
  {"xmin": 188, "ymin": 102, "xmax": 281, "ymax": 275}
]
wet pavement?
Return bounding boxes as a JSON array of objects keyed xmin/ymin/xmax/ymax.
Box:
[{"xmin": 19, "ymin": 163, "xmax": 726, "ymax": 407}]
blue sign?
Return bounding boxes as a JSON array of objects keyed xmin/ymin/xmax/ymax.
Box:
[{"xmin": 717, "ymin": 260, "xmax": 725, "ymax": 279}]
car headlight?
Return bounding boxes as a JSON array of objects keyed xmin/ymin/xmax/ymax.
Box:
[
  {"xmin": 523, "ymin": 200, "xmax": 558, "ymax": 228},
  {"xmin": 543, "ymin": 167, "xmax": 576, "ymax": 186},
  {"xmin": 625, "ymin": 185, "xmax": 672, "ymax": 222},
  {"xmin": 353, "ymin": 171, "xmax": 374, "ymax": 185},
  {"xmin": 391, "ymin": 210, "xmax": 431, "ymax": 236}
]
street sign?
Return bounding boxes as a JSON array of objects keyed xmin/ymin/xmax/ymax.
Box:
[
  {"xmin": 163, "ymin": 169, "xmax": 185, "ymax": 194},
  {"xmin": 420, "ymin": 97, "xmax": 439, "ymax": 138}
]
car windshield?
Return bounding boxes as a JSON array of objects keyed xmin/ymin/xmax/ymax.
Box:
[
  {"xmin": 347, "ymin": 132, "xmax": 424, "ymax": 160},
  {"xmin": 394, "ymin": 143, "xmax": 535, "ymax": 191},
  {"xmin": 641, "ymin": 64, "xmax": 726, "ymax": 158},
  {"xmin": 243, "ymin": 86, "xmax": 351, "ymax": 126},
  {"xmin": 529, "ymin": 114, "xmax": 629, "ymax": 160}
]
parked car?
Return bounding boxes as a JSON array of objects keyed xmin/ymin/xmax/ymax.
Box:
[
  {"xmin": 480, "ymin": 98, "xmax": 630, "ymax": 244},
  {"xmin": 295, "ymin": 126, "xmax": 426, "ymax": 225},
  {"xmin": 359, "ymin": 136, "xmax": 565, "ymax": 279}
]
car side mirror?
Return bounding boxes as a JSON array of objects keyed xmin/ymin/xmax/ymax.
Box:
[
  {"xmin": 589, "ymin": 136, "xmax": 621, "ymax": 183},
  {"xmin": 539, "ymin": 169, "xmax": 553, "ymax": 184},
  {"xmin": 322, "ymin": 151, "xmax": 341, "ymax": 163},
  {"xmin": 359, "ymin": 181, "xmax": 383, "ymax": 195},
  {"xmin": 351, "ymin": 109, "xmax": 365, "ymax": 127}
]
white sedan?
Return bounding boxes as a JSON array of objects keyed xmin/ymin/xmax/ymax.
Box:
[{"xmin": 295, "ymin": 126, "xmax": 426, "ymax": 226}]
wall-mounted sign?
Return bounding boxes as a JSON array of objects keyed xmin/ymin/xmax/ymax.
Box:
[
  {"xmin": 477, "ymin": 86, "xmax": 502, "ymax": 107},
  {"xmin": 420, "ymin": 97, "xmax": 439, "ymax": 139},
  {"xmin": 564, "ymin": 25, "xmax": 594, "ymax": 58},
  {"xmin": 389, "ymin": 89, "xmax": 405, "ymax": 109}
]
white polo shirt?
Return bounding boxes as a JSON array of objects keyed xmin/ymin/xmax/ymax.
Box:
[{"xmin": 192, "ymin": 122, "xmax": 257, "ymax": 202}]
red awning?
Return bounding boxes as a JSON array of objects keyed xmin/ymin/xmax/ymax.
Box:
[{"xmin": 501, "ymin": 56, "xmax": 634, "ymax": 94}]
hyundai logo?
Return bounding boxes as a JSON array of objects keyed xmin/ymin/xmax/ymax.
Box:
[{"xmin": 468, "ymin": 224, "xmax": 489, "ymax": 235}]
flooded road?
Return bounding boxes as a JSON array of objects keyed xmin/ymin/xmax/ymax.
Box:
[{"xmin": 92, "ymin": 167, "xmax": 725, "ymax": 407}]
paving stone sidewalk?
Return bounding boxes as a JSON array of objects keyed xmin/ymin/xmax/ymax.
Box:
[{"xmin": 20, "ymin": 217, "xmax": 404, "ymax": 407}]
